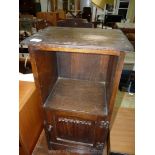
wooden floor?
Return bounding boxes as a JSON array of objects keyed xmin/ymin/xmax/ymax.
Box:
[{"xmin": 110, "ymin": 108, "xmax": 135, "ymax": 155}]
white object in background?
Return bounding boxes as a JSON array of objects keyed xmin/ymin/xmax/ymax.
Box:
[
  {"xmin": 116, "ymin": 22, "xmax": 135, "ymax": 29},
  {"xmin": 80, "ymin": 0, "xmax": 91, "ymax": 10},
  {"xmin": 30, "ymin": 38, "xmax": 42, "ymax": 42},
  {"xmin": 19, "ymin": 44, "xmax": 28, "ymax": 48},
  {"xmin": 32, "ymin": 27, "xmax": 37, "ymax": 34},
  {"xmin": 57, "ymin": 0, "xmax": 63, "ymax": 10},
  {"xmin": 126, "ymin": 19, "xmax": 130, "ymax": 23},
  {"xmin": 19, "ymin": 53, "xmax": 29, "ymax": 60},
  {"xmin": 40, "ymin": 0, "xmax": 51, "ymax": 12},
  {"xmin": 19, "ymin": 73, "xmax": 34, "ymax": 82}
]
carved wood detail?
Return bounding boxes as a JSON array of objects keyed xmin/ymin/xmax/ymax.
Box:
[
  {"xmin": 96, "ymin": 142, "xmax": 105, "ymax": 150},
  {"xmin": 58, "ymin": 117, "xmax": 92, "ymax": 126},
  {"xmin": 99, "ymin": 120, "xmax": 109, "ymax": 129}
]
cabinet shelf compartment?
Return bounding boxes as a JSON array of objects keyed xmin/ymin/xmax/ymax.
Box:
[{"xmin": 44, "ymin": 77, "xmax": 107, "ymax": 116}]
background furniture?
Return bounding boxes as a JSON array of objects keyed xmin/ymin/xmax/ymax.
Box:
[
  {"xmin": 115, "ymin": 22, "xmax": 135, "ymax": 93},
  {"xmin": 82, "ymin": 7, "xmax": 92, "ymax": 22},
  {"xmin": 19, "ymin": 17, "xmax": 46, "ymax": 42},
  {"xmin": 36, "ymin": 12, "xmax": 58, "ymax": 26},
  {"xmin": 115, "ymin": 22, "xmax": 135, "ymax": 49},
  {"xmin": 36, "ymin": 11, "xmax": 66, "ymax": 26},
  {"xmin": 19, "ymin": 0, "xmax": 41, "ymax": 16},
  {"xmin": 21, "ymin": 27, "xmax": 133, "ymax": 154},
  {"xmin": 104, "ymin": 15, "xmax": 123, "ymax": 28},
  {"xmin": 19, "ymin": 81, "xmax": 43, "ymax": 155},
  {"xmin": 57, "ymin": 18, "xmax": 92, "ymax": 28}
]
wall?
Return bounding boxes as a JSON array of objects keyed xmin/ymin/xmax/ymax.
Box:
[
  {"xmin": 40, "ymin": 0, "xmax": 51, "ymax": 12},
  {"xmin": 57, "ymin": 0, "xmax": 63, "ymax": 10},
  {"xmin": 80, "ymin": 0, "xmax": 91, "ymax": 10},
  {"xmin": 127, "ymin": 0, "xmax": 135, "ymax": 22}
]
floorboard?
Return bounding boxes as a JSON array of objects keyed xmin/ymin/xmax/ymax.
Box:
[{"xmin": 110, "ymin": 108, "xmax": 135, "ymax": 155}]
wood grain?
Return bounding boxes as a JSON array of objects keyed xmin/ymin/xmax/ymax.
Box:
[
  {"xmin": 110, "ymin": 108, "xmax": 135, "ymax": 155},
  {"xmin": 57, "ymin": 52, "xmax": 110, "ymax": 81},
  {"xmin": 108, "ymin": 52, "xmax": 125, "ymax": 121},
  {"xmin": 106, "ymin": 56, "xmax": 118, "ymax": 112},
  {"xmin": 29, "ymin": 48, "xmax": 58, "ymax": 104},
  {"xmin": 19, "ymin": 81, "xmax": 35, "ymax": 111},
  {"xmin": 21, "ymin": 27, "xmax": 133, "ymax": 53},
  {"xmin": 45, "ymin": 78, "xmax": 107, "ymax": 116},
  {"xmin": 19, "ymin": 81, "xmax": 43, "ymax": 155},
  {"xmin": 27, "ymin": 27, "xmax": 133, "ymax": 154},
  {"xmin": 32, "ymin": 107, "xmax": 135, "ymax": 155}
]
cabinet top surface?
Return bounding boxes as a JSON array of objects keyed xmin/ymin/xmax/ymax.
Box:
[{"xmin": 21, "ymin": 27, "xmax": 133, "ymax": 53}]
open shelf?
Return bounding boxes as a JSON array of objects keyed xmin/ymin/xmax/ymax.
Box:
[{"xmin": 45, "ymin": 78, "xmax": 108, "ymax": 116}]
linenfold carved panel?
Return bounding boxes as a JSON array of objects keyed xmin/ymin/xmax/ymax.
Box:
[{"xmin": 56, "ymin": 116, "xmax": 94, "ymax": 144}]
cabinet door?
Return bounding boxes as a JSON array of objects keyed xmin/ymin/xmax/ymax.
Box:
[{"xmin": 55, "ymin": 115, "xmax": 95, "ymax": 146}]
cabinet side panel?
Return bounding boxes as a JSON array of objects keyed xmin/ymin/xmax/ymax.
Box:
[
  {"xmin": 57, "ymin": 52, "xmax": 110, "ymax": 82},
  {"xmin": 106, "ymin": 53, "xmax": 125, "ymax": 121},
  {"xmin": 106, "ymin": 56, "xmax": 118, "ymax": 109},
  {"xmin": 29, "ymin": 48, "xmax": 58, "ymax": 103}
]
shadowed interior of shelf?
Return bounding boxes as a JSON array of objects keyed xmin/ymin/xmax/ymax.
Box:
[{"xmin": 31, "ymin": 50, "xmax": 119, "ymax": 115}]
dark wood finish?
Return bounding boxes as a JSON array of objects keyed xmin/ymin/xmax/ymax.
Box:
[
  {"xmin": 33, "ymin": 129, "xmax": 108, "ymax": 155},
  {"xmin": 57, "ymin": 18, "xmax": 92, "ymax": 28},
  {"xmin": 43, "ymin": 105, "xmax": 109, "ymax": 154},
  {"xmin": 108, "ymin": 52, "xmax": 125, "ymax": 122},
  {"xmin": 19, "ymin": 81, "xmax": 43, "ymax": 155},
  {"xmin": 22, "ymin": 27, "xmax": 133, "ymax": 154},
  {"xmin": 57, "ymin": 52, "xmax": 110, "ymax": 81},
  {"xmin": 29, "ymin": 49, "xmax": 58, "ymax": 103},
  {"xmin": 45, "ymin": 78, "xmax": 107, "ymax": 115},
  {"xmin": 21, "ymin": 27, "xmax": 133, "ymax": 53},
  {"xmin": 106, "ymin": 56, "xmax": 118, "ymax": 112}
]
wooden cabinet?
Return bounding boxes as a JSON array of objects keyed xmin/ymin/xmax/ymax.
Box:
[
  {"xmin": 36, "ymin": 12, "xmax": 60, "ymax": 26},
  {"xmin": 21, "ymin": 27, "xmax": 133, "ymax": 154}
]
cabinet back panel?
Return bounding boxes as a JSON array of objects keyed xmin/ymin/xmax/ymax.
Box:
[{"xmin": 57, "ymin": 52, "xmax": 110, "ymax": 82}]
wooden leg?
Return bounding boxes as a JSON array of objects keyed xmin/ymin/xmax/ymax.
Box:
[
  {"xmin": 43, "ymin": 121, "xmax": 52, "ymax": 150},
  {"xmin": 103, "ymin": 129, "xmax": 110, "ymax": 155}
]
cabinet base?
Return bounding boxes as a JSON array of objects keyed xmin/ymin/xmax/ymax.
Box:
[{"xmin": 48, "ymin": 141, "xmax": 104, "ymax": 155}]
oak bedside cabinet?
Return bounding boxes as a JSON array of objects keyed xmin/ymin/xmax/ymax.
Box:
[{"xmin": 21, "ymin": 27, "xmax": 133, "ymax": 155}]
